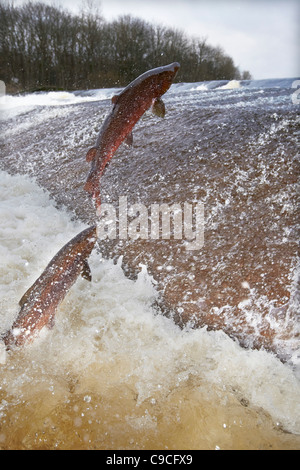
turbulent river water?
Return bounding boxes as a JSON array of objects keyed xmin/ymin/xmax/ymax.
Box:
[{"xmin": 0, "ymin": 78, "xmax": 299, "ymax": 449}]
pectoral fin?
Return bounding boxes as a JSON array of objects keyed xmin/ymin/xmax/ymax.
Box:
[
  {"xmin": 81, "ymin": 260, "xmax": 92, "ymax": 282},
  {"xmin": 125, "ymin": 132, "xmax": 133, "ymax": 146},
  {"xmin": 151, "ymin": 97, "xmax": 165, "ymax": 118},
  {"xmin": 86, "ymin": 147, "xmax": 98, "ymax": 162},
  {"xmin": 19, "ymin": 283, "xmax": 36, "ymax": 307}
]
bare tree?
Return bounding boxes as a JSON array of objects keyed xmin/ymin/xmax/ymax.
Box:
[{"xmin": 0, "ymin": 1, "xmax": 249, "ymax": 93}]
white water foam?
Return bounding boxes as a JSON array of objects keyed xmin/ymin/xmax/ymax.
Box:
[{"xmin": 0, "ymin": 170, "xmax": 299, "ymax": 438}]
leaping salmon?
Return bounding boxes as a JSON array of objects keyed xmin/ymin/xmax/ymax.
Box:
[
  {"xmin": 2, "ymin": 225, "xmax": 97, "ymax": 350},
  {"xmin": 84, "ymin": 62, "xmax": 180, "ymax": 211}
]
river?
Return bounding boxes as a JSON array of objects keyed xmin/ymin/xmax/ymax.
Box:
[{"xmin": 0, "ymin": 77, "xmax": 299, "ymax": 449}]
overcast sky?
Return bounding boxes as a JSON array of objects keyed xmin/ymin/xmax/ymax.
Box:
[{"xmin": 13, "ymin": 0, "xmax": 300, "ymax": 79}]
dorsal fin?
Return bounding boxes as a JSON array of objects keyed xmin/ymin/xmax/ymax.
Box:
[{"xmin": 86, "ymin": 147, "xmax": 98, "ymax": 162}]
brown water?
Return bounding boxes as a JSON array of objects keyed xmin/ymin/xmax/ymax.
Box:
[{"xmin": 0, "ymin": 79, "xmax": 299, "ymax": 449}]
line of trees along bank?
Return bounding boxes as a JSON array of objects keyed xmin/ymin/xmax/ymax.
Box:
[{"xmin": 0, "ymin": 1, "xmax": 252, "ymax": 93}]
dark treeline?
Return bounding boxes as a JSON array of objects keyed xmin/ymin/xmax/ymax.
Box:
[{"xmin": 0, "ymin": 1, "xmax": 252, "ymax": 93}]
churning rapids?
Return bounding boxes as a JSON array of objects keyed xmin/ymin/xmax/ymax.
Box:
[{"xmin": 0, "ymin": 78, "xmax": 299, "ymax": 449}]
